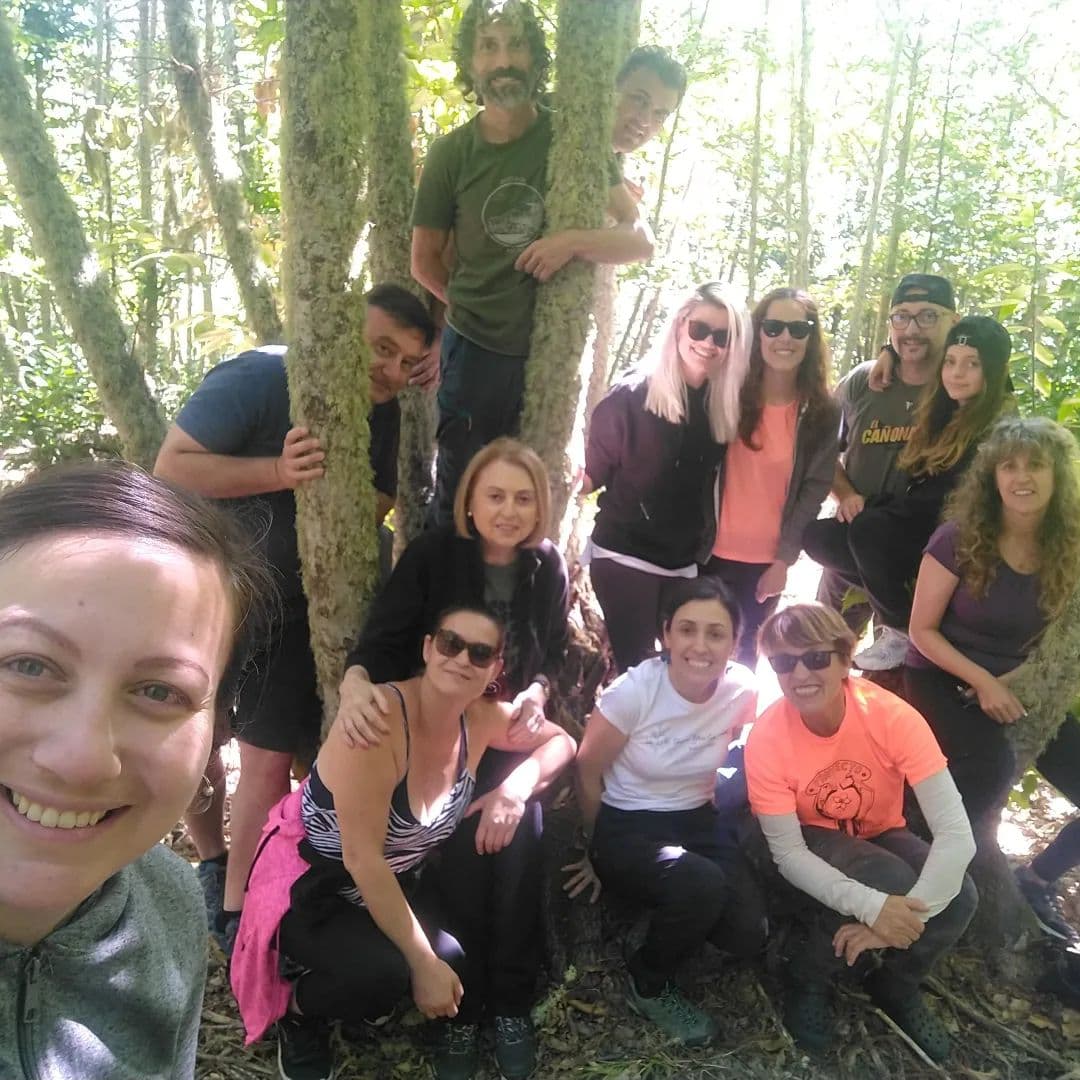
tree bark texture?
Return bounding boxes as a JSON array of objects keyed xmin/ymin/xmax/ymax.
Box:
[
  {"xmin": 137, "ymin": 0, "xmax": 160, "ymax": 374},
  {"xmin": 794, "ymin": 0, "xmax": 812, "ymax": 290},
  {"xmin": 746, "ymin": 7, "xmax": 768, "ymax": 304},
  {"xmin": 0, "ymin": 16, "xmax": 165, "ymax": 466},
  {"xmin": 358, "ymin": 0, "xmax": 435, "ymax": 550},
  {"xmin": 521, "ymin": 0, "xmax": 625, "ymax": 533},
  {"xmin": 281, "ymin": 0, "xmax": 374, "ymax": 735},
  {"xmin": 164, "ymin": 0, "xmax": 283, "ymax": 343},
  {"xmin": 840, "ymin": 22, "xmax": 904, "ymax": 370}
]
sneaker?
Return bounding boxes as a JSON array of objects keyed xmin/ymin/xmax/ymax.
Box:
[
  {"xmin": 784, "ymin": 982, "xmax": 835, "ymax": 1052},
  {"xmin": 196, "ymin": 856, "xmax": 227, "ymax": 932},
  {"xmin": 854, "ymin": 626, "xmax": 910, "ymax": 672},
  {"xmin": 1016, "ymin": 865, "xmax": 1077, "ymax": 941},
  {"xmin": 430, "ymin": 1022, "xmax": 479, "ymax": 1080},
  {"xmin": 870, "ymin": 987, "xmax": 950, "ymax": 1064},
  {"xmin": 276, "ymin": 1013, "xmax": 335, "ymax": 1080},
  {"xmin": 494, "ymin": 1015, "xmax": 537, "ymax": 1079},
  {"xmin": 626, "ymin": 977, "xmax": 717, "ymax": 1047}
]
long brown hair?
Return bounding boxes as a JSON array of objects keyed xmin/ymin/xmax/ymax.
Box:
[{"xmin": 737, "ymin": 287, "xmax": 832, "ymax": 449}]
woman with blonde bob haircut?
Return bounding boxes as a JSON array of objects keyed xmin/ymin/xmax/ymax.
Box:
[{"xmin": 584, "ymin": 281, "xmax": 753, "ymax": 672}]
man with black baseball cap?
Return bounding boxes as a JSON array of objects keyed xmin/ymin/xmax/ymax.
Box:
[{"xmin": 803, "ymin": 272, "xmax": 960, "ymax": 628}]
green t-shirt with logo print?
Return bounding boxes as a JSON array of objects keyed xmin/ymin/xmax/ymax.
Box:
[{"xmin": 412, "ymin": 108, "xmax": 621, "ymax": 357}]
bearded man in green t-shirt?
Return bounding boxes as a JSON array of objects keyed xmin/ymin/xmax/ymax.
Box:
[{"xmin": 411, "ymin": 0, "xmax": 655, "ymax": 526}]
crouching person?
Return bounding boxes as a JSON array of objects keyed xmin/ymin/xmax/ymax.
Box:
[
  {"xmin": 564, "ymin": 577, "xmax": 764, "ymax": 1047},
  {"xmin": 745, "ymin": 602, "xmax": 976, "ymax": 1063}
]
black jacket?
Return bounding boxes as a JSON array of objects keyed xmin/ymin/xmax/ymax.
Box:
[{"xmin": 345, "ymin": 525, "xmax": 569, "ymax": 698}]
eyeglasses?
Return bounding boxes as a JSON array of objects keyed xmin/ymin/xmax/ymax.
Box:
[
  {"xmin": 687, "ymin": 320, "xmax": 730, "ymax": 348},
  {"xmin": 433, "ymin": 628, "xmax": 502, "ymax": 668},
  {"xmin": 889, "ymin": 309, "xmax": 941, "ymax": 329},
  {"xmin": 761, "ymin": 318, "xmax": 815, "ymax": 340},
  {"xmin": 767, "ymin": 649, "xmax": 837, "ymax": 674}
]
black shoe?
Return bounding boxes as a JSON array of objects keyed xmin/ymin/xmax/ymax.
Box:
[
  {"xmin": 213, "ymin": 909, "xmax": 241, "ymax": 957},
  {"xmin": 494, "ymin": 1015, "xmax": 537, "ymax": 1079},
  {"xmin": 867, "ymin": 981, "xmax": 950, "ymax": 1064},
  {"xmin": 1016, "ymin": 865, "xmax": 1077, "ymax": 942},
  {"xmin": 276, "ymin": 1013, "xmax": 335, "ymax": 1080},
  {"xmin": 430, "ymin": 1022, "xmax": 479, "ymax": 1080},
  {"xmin": 784, "ymin": 982, "xmax": 835, "ymax": 1052}
]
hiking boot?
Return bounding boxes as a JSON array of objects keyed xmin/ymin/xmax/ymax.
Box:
[
  {"xmin": 1016, "ymin": 865, "xmax": 1077, "ymax": 942},
  {"xmin": 276, "ymin": 1013, "xmax": 335, "ymax": 1080},
  {"xmin": 196, "ymin": 855, "xmax": 227, "ymax": 932},
  {"xmin": 871, "ymin": 988, "xmax": 951, "ymax": 1063},
  {"xmin": 626, "ymin": 977, "xmax": 717, "ymax": 1047},
  {"xmin": 854, "ymin": 626, "xmax": 910, "ymax": 672},
  {"xmin": 784, "ymin": 982, "xmax": 835, "ymax": 1052},
  {"xmin": 430, "ymin": 1022, "xmax": 480, "ymax": 1080},
  {"xmin": 494, "ymin": 1014, "xmax": 537, "ymax": 1079}
]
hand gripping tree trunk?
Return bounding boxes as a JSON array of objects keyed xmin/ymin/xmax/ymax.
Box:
[
  {"xmin": 359, "ymin": 0, "xmax": 435, "ymax": 550},
  {"xmin": 281, "ymin": 0, "xmax": 374, "ymax": 736},
  {"xmin": 0, "ymin": 16, "xmax": 165, "ymax": 466},
  {"xmin": 164, "ymin": 0, "xmax": 283, "ymax": 343},
  {"xmin": 520, "ymin": 0, "xmax": 624, "ymax": 535}
]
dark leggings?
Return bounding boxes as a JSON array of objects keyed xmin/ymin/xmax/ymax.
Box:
[
  {"xmin": 700, "ymin": 556, "xmax": 779, "ymax": 667},
  {"xmin": 589, "ymin": 558, "xmax": 677, "ymax": 673}
]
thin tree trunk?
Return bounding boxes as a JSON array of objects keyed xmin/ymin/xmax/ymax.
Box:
[
  {"xmin": 783, "ymin": 53, "xmax": 796, "ymax": 276},
  {"xmin": 520, "ymin": 0, "xmax": 625, "ymax": 535},
  {"xmin": 746, "ymin": 2, "xmax": 768, "ymax": 304},
  {"xmin": 922, "ymin": 14, "xmax": 960, "ymax": 270},
  {"xmin": 0, "ymin": 15, "xmax": 165, "ymax": 465},
  {"xmin": 840, "ymin": 21, "xmax": 905, "ymax": 370},
  {"xmin": 137, "ymin": 0, "xmax": 160, "ymax": 372},
  {"xmin": 281, "ymin": 0, "xmax": 372, "ymax": 734},
  {"xmin": 359, "ymin": 0, "xmax": 435, "ymax": 551},
  {"xmin": 164, "ymin": 0, "xmax": 283, "ymax": 342},
  {"xmin": 794, "ymin": 0, "xmax": 813, "ymax": 290}
]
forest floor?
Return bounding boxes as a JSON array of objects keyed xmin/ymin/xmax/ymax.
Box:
[{"xmin": 185, "ymin": 555, "xmax": 1080, "ymax": 1078}]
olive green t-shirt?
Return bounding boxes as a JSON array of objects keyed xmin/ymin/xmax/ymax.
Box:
[{"xmin": 412, "ymin": 109, "xmax": 621, "ymax": 356}]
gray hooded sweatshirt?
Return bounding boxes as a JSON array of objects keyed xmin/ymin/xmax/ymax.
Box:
[{"xmin": 0, "ymin": 843, "xmax": 206, "ymax": 1080}]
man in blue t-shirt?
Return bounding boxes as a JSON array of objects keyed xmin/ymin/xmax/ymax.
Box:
[{"xmin": 154, "ymin": 283, "xmax": 436, "ymax": 950}]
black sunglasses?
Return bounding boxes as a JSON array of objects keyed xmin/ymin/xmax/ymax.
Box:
[
  {"xmin": 761, "ymin": 318, "xmax": 815, "ymax": 340},
  {"xmin": 767, "ymin": 649, "xmax": 837, "ymax": 675},
  {"xmin": 433, "ymin": 628, "xmax": 502, "ymax": 668},
  {"xmin": 687, "ymin": 319, "xmax": 730, "ymax": 348}
]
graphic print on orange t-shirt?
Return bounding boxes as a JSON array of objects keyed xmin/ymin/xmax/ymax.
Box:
[{"xmin": 804, "ymin": 759, "xmax": 875, "ymax": 836}]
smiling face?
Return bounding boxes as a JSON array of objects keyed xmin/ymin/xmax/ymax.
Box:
[
  {"xmin": 939, "ymin": 343, "xmax": 985, "ymax": 406},
  {"xmin": 677, "ymin": 301, "xmax": 729, "ymax": 388},
  {"xmin": 888, "ymin": 301, "xmax": 955, "ymax": 367},
  {"xmin": 760, "ymin": 297, "xmax": 811, "ymax": 377},
  {"xmin": 612, "ymin": 67, "xmax": 680, "ymax": 154},
  {"xmin": 468, "ymin": 459, "xmax": 539, "ymax": 558},
  {"xmin": 766, "ymin": 641, "xmax": 848, "ymax": 733},
  {"xmin": 366, "ymin": 304, "xmax": 430, "ymax": 404},
  {"xmin": 0, "ymin": 534, "xmax": 232, "ymax": 944},
  {"xmin": 471, "ymin": 17, "xmax": 537, "ymax": 109},
  {"xmin": 662, "ymin": 598, "xmax": 736, "ymax": 702},
  {"xmin": 422, "ymin": 609, "xmax": 504, "ymax": 700},
  {"xmin": 995, "ymin": 450, "xmax": 1055, "ymax": 519}
]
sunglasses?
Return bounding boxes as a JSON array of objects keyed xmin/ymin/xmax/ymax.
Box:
[
  {"xmin": 433, "ymin": 628, "xmax": 502, "ymax": 668},
  {"xmin": 687, "ymin": 320, "xmax": 730, "ymax": 348},
  {"xmin": 761, "ymin": 318, "xmax": 815, "ymax": 340},
  {"xmin": 767, "ymin": 649, "xmax": 837, "ymax": 674}
]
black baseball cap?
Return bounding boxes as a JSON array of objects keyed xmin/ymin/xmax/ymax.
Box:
[
  {"xmin": 945, "ymin": 316, "xmax": 1012, "ymax": 375},
  {"xmin": 890, "ymin": 273, "xmax": 956, "ymax": 311}
]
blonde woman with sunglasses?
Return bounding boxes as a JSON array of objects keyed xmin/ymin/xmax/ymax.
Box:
[
  {"xmin": 232, "ymin": 605, "xmax": 575, "ymax": 1080},
  {"xmin": 703, "ymin": 287, "xmax": 840, "ymax": 667}
]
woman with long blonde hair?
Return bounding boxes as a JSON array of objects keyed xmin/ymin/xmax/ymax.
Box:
[{"xmin": 584, "ymin": 281, "xmax": 752, "ymax": 672}]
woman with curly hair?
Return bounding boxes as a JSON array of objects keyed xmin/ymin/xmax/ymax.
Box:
[
  {"xmin": 702, "ymin": 286, "xmax": 840, "ymax": 666},
  {"xmin": 904, "ymin": 417, "xmax": 1080, "ymax": 865},
  {"xmin": 852, "ymin": 316, "xmax": 1013, "ymax": 670}
]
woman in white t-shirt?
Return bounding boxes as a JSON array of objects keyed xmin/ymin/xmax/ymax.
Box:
[{"xmin": 564, "ymin": 576, "xmax": 761, "ymax": 1047}]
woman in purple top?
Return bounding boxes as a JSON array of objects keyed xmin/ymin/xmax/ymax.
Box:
[{"xmin": 904, "ymin": 417, "xmax": 1080, "ymax": 937}]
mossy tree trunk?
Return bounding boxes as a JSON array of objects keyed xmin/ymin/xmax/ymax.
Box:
[
  {"xmin": 0, "ymin": 15, "xmax": 165, "ymax": 466},
  {"xmin": 281, "ymin": 0, "xmax": 374, "ymax": 736},
  {"xmin": 164, "ymin": 0, "xmax": 283, "ymax": 343},
  {"xmin": 520, "ymin": 0, "xmax": 625, "ymax": 534},
  {"xmin": 359, "ymin": 0, "xmax": 436, "ymax": 550}
]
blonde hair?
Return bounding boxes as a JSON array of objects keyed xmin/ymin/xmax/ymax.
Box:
[
  {"xmin": 642, "ymin": 282, "xmax": 752, "ymax": 443},
  {"xmin": 758, "ymin": 602, "xmax": 858, "ymax": 665},
  {"xmin": 452, "ymin": 438, "xmax": 551, "ymax": 548}
]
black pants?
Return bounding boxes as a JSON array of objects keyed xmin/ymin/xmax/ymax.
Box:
[
  {"xmin": 431, "ymin": 325, "xmax": 526, "ymax": 528},
  {"xmin": 700, "ymin": 556, "xmax": 778, "ymax": 668},
  {"xmin": 1034, "ymin": 818, "xmax": 1080, "ymax": 883},
  {"xmin": 589, "ymin": 558, "xmax": 677, "ymax": 673},
  {"xmin": 590, "ymin": 803, "xmax": 767, "ymax": 991},
  {"xmin": 755, "ymin": 822, "xmax": 977, "ymax": 998},
  {"xmin": 422, "ymin": 749, "xmax": 544, "ymax": 1019},
  {"xmin": 804, "ymin": 519, "xmax": 872, "ymax": 634},
  {"xmin": 904, "ymin": 665, "xmax": 1080, "ymax": 835}
]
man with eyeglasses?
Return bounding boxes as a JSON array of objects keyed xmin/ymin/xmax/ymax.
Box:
[{"xmin": 803, "ymin": 274, "xmax": 959, "ymax": 629}]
